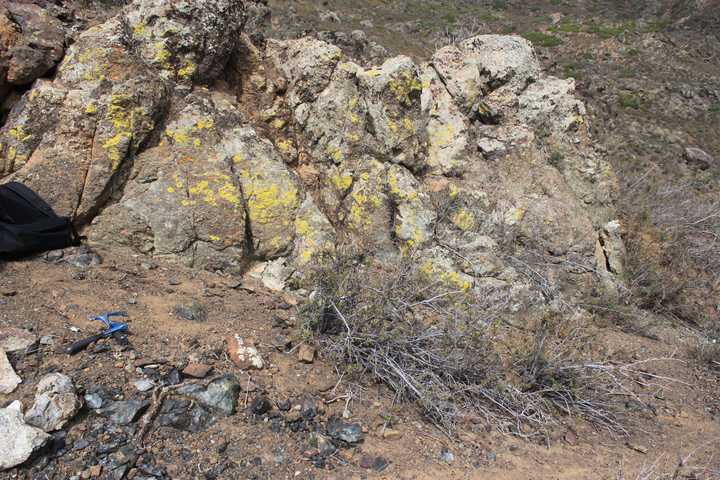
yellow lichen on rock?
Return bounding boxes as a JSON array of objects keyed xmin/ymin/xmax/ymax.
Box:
[
  {"xmin": 276, "ymin": 139, "xmax": 292, "ymax": 152},
  {"xmin": 388, "ymin": 71, "xmax": 423, "ymax": 105},
  {"xmin": 330, "ymin": 171, "xmax": 353, "ymax": 192},
  {"xmin": 452, "ymin": 208, "xmax": 476, "ymax": 231},
  {"xmin": 189, "ymin": 179, "xmax": 216, "ymax": 206},
  {"xmin": 218, "ymin": 182, "xmax": 242, "ymax": 207},
  {"xmin": 429, "ymin": 123, "xmax": 455, "ymax": 148},
  {"xmin": 8, "ymin": 126, "xmax": 33, "ymax": 143},
  {"xmin": 153, "ymin": 41, "xmax": 172, "ymax": 69},
  {"xmin": 102, "ymin": 133, "xmax": 131, "ymax": 171},
  {"xmin": 420, "ymin": 259, "xmax": 473, "ymax": 291},
  {"xmin": 178, "ymin": 60, "xmax": 197, "ymax": 80},
  {"xmin": 244, "ymin": 176, "xmax": 299, "ymax": 225}
]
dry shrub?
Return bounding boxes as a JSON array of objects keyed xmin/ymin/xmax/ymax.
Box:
[
  {"xmin": 301, "ymin": 251, "xmax": 636, "ymax": 436},
  {"xmin": 623, "ymin": 179, "xmax": 720, "ymax": 324},
  {"xmin": 621, "ymin": 175, "xmax": 720, "ymax": 369}
]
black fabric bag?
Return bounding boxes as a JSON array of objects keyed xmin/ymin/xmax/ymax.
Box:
[{"xmin": 0, "ymin": 182, "xmax": 80, "ymax": 259}]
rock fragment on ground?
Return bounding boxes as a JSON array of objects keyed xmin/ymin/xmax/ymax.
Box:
[
  {"xmin": 24, "ymin": 373, "xmax": 82, "ymax": 432},
  {"xmin": 175, "ymin": 374, "xmax": 241, "ymax": 416},
  {"xmin": 326, "ymin": 417, "xmax": 364, "ymax": 445},
  {"xmin": 182, "ymin": 363, "xmax": 212, "ymax": 378},
  {"xmin": 359, "ymin": 455, "xmax": 389, "ymax": 472},
  {"xmin": 227, "ymin": 335, "xmax": 264, "ymax": 370},
  {"xmin": 173, "ymin": 300, "xmax": 207, "ymax": 322},
  {"xmin": 684, "ymin": 146, "xmax": 715, "ymax": 170},
  {"xmin": 97, "ymin": 399, "xmax": 150, "ymax": 425},
  {"xmin": 133, "ymin": 378, "xmax": 155, "ymax": 392},
  {"xmin": 297, "ymin": 344, "xmax": 315, "ymax": 363},
  {"xmin": 0, "ymin": 401, "xmax": 50, "ymax": 471},
  {"xmin": 0, "ymin": 328, "xmax": 36, "ymax": 354}
]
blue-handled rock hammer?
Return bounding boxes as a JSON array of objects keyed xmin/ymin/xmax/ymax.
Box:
[{"xmin": 65, "ymin": 311, "xmax": 129, "ymax": 355}]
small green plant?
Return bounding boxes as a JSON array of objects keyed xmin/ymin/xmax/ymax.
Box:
[
  {"xmin": 549, "ymin": 151, "xmax": 564, "ymax": 167},
  {"xmin": 586, "ymin": 21, "xmax": 633, "ymax": 39},
  {"xmin": 522, "ymin": 31, "xmax": 562, "ymax": 48},
  {"xmin": 709, "ymin": 104, "xmax": 720, "ymax": 113},
  {"xmin": 549, "ymin": 21, "xmax": 582, "ymax": 33},
  {"xmin": 643, "ymin": 20, "xmax": 670, "ymax": 33},
  {"xmin": 562, "ymin": 63, "xmax": 582, "ymax": 80},
  {"xmin": 492, "ymin": 0, "xmax": 508, "ymax": 10},
  {"xmin": 618, "ymin": 92, "xmax": 642, "ymax": 109}
]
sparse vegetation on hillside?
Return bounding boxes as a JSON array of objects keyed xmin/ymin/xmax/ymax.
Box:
[
  {"xmin": 299, "ymin": 251, "xmax": 662, "ymax": 436},
  {"xmin": 521, "ymin": 31, "xmax": 563, "ymax": 47}
]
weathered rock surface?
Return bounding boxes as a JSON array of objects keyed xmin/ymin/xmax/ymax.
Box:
[
  {"xmin": 24, "ymin": 373, "xmax": 82, "ymax": 432},
  {"xmin": 0, "ymin": 327, "xmax": 35, "ymax": 354},
  {"xmin": 0, "ymin": 348, "xmax": 21, "ymax": 394},
  {"xmin": 0, "ymin": 0, "xmax": 625, "ymax": 309},
  {"xmin": 0, "ymin": 3, "xmax": 65, "ymax": 94},
  {"xmin": 0, "ymin": 401, "xmax": 50, "ymax": 471}
]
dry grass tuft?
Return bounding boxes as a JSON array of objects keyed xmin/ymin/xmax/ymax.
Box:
[{"xmin": 299, "ymin": 251, "xmax": 661, "ymax": 437}]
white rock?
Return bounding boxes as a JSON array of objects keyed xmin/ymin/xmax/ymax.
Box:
[
  {"xmin": 0, "ymin": 401, "xmax": 50, "ymax": 471},
  {"xmin": 460, "ymin": 35, "xmax": 541, "ymax": 94},
  {"xmin": 24, "ymin": 373, "xmax": 82, "ymax": 432},
  {"xmin": 0, "ymin": 348, "xmax": 21, "ymax": 395},
  {"xmin": 518, "ymin": 76, "xmax": 585, "ymax": 135}
]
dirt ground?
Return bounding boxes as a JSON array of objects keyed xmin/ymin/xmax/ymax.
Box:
[{"xmin": 1, "ymin": 247, "xmax": 719, "ymax": 479}]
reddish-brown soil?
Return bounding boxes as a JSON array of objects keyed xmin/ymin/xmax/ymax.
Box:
[{"xmin": 1, "ymin": 248, "xmax": 719, "ymax": 479}]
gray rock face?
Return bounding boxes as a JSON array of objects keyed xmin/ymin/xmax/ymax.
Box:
[
  {"xmin": 123, "ymin": 0, "xmax": 249, "ymax": 84},
  {"xmin": 0, "ymin": 401, "xmax": 50, "ymax": 471},
  {"xmin": 97, "ymin": 399, "xmax": 150, "ymax": 425},
  {"xmin": 24, "ymin": 373, "xmax": 82, "ymax": 432},
  {"xmin": 0, "ymin": 348, "xmax": 21, "ymax": 394},
  {"xmin": 176, "ymin": 374, "xmax": 241, "ymax": 416}
]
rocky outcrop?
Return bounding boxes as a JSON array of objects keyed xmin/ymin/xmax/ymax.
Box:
[
  {"xmin": 0, "ymin": 3, "xmax": 65, "ymax": 98},
  {"xmin": 0, "ymin": 0, "xmax": 625, "ymax": 304}
]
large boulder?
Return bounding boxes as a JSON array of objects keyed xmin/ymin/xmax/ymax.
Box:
[
  {"xmin": 90, "ymin": 89, "xmax": 303, "ymax": 273},
  {"xmin": 0, "ymin": 15, "xmax": 168, "ymax": 221},
  {"xmin": 0, "ymin": 3, "xmax": 65, "ymax": 96},
  {"xmin": 0, "ymin": 0, "xmax": 253, "ymax": 222}
]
